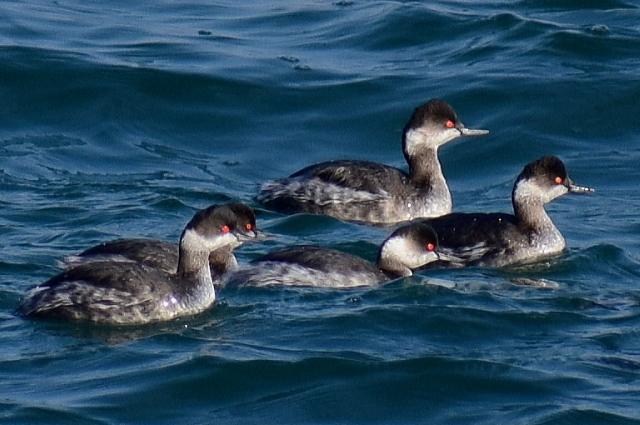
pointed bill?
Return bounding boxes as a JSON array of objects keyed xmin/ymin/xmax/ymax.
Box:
[
  {"xmin": 569, "ymin": 183, "xmax": 595, "ymax": 193},
  {"xmin": 459, "ymin": 127, "xmax": 489, "ymax": 136}
]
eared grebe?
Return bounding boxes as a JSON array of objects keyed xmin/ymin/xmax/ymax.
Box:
[
  {"xmin": 224, "ymin": 223, "xmax": 441, "ymax": 288},
  {"xmin": 422, "ymin": 155, "xmax": 594, "ymax": 268},
  {"xmin": 62, "ymin": 203, "xmax": 258, "ymax": 279},
  {"xmin": 256, "ymin": 99, "xmax": 488, "ymax": 224},
  {"xmin": 18, "ymin": 204, "xmax": 258, "ymax": 325}
]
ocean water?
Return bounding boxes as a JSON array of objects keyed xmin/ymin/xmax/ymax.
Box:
[{"xmin": 1, "ymin": 0, "xmax": 640, "ymax": 423}]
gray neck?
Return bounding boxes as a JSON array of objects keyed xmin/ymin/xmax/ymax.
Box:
[
  {"xmin": 177, "ymin": 245, "xmax": 213, "ymax": 283},
  {"xmin": 209, "ymin": 247, "xmax": 238, "ymax": 278},
  {"xmin": 174, "ymin": 245, "xmax": 216, "ymax": 309},
  {"xmin": 513, "ymin": 193, "xmax": 561, "ymax": 239},
  {"xmin": 407, "ymin": 148, "xmax": 450, "ymax": 200},
  {"xmin": 378, "ymin": 257, "xmax": 412, "ymax": 278},
  {"xmin": 377, "ymin": 240, "xmax": 414, "ymax": 278}
]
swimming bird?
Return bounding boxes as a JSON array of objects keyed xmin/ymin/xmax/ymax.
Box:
[
  {"xmin": 422, "ymin": 155, "xmax": 594, "ymax": 268},
  {"xmin": 224, "ymin": 223, "xmax": 441, "ymax": 288},
  {"xmin": 18, "ymin": 203, "xmax": 258, "ymax": 325},
  {"xmin": 62, "ymin": 202, "xmax": 258, "ymax": 278},
  {"xmin": 256, "ymin": 99, "xmax": 488, "ymax": 224}
]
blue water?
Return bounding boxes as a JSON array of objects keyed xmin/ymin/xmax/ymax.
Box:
[{"xmin": 2, "ymin": 0, "xmax": 640, "ymax": 423}]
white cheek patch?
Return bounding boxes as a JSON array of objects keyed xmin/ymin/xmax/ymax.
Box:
[
  {"xmin": 513, "ymin": 179, "xmax": 568, "ymax": 205},
  {"xmin": 181, "ymin": 228, "xmax": 238, "ymax": 252},
  {"xmin": 381, "ymin": 236, "xmax": 439, "ymax": 269},
  {"xmin": 513, "ymin": 179, "xmax": 537, "ymax": 201},
  {"xmin": 547, "ymin": 184, "xmax": 569, "ymax": 202},
  {"xmin": 404, "ymin": 127, "xmax": 460, "ymax": 155},
  {"xmin": 380, "ymin": 236, "xmax": 408, "ymax": 262}
]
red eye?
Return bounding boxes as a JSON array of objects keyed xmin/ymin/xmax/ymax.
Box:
[
  {"xmin": 245, "ymin": 223, "xmax": 253, "ymax": 230},
  {"xmin": 445, "ymin": 120, "xmax": 455, "ymax": 128},
  {"xmin": 220, "ymin": 225, "xmax": 230, "ymax": 233},
  {"xmin": 554, "ymin": 176, "xmax": 563, "ymax": 184},
  {"xmin": 426, "ymin": 243, "xmax": 435, "ymax": 251}
]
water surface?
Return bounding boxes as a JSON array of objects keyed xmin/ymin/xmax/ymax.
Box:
[{"xmin": 1, "ymin": 0, "xmax": 640, "ymax": 424}]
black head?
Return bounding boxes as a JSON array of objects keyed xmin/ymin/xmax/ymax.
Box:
[
  {"xmin": 403, "ymin": 99, "xmax": 459, "ymax": 134},
  {"xmin": 377, "ymin": 222, "xmax": 440, "ymax": 273},
  {"xmin": 519, "ymin": 155, "xmax": 568, "ymax": 184},
  {"xmin": 185, "ymin": 204, "xmax": 241, "ymax": 238},
  {"xmin": 401, "ymin": 99, "xmax": 488, "ymax": 159},
  {"xmin": 227, "ymin": 202, "xmax": 259, "ymax": 239},
  {"xmin": 513, "ymin": 155, "xmax": 594, "ymax": 205},
  {"xmin": 389, "ymin": 222, "xmax": 439, "ymax": 251}
]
